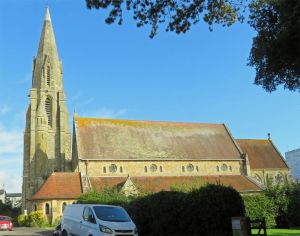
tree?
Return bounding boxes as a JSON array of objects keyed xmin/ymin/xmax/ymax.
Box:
[
  {"xmin": 86, "ymin": 0, "xmax": 246, "ymax": 38},
  {"xmin": 86, "ymin": 0, "xmax": 300, "ymax": 92},
  {"xmin": 248, "ymin": 0, "xmax": 300, "ymax": 92}
]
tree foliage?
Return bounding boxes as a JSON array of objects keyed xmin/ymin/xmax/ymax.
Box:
[
  {"xmin": 248, "ymin": 0, "xmax": 300, "ymax": 92},
  {"xmin": 86, "ymin": 0, "xmax": 246, "ymax": 38},
  {"xmin": 86, "ymin": 0, "xmax": 300, "ymax": 92}
]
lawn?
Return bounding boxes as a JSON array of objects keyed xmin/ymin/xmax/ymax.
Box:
[{"xmin": 252, "ymin": 229, "xmax": 300, "ymax": 236}]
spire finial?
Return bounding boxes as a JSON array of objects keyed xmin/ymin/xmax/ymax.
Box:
[
  {"xmin": 268, "ymin": 133, "xmax": 271, "ymax": 140},
  {"xmin": 45, "ymin": 6, "xmax": 51, "ymax": 22}
]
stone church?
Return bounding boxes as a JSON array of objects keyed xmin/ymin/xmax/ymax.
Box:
[{"xmin": 22, "ymin": 8, "xmax": 292, "ymax": 222}]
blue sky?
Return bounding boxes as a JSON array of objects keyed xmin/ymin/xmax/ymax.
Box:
[{"xmin": 0, "ymin": 0, "xmax": 299, "ymax": 192}]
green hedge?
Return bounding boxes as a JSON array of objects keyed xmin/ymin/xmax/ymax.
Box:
[{"xmin": 79, "ymin": 184, "xmax": 245, "ymax": 236}]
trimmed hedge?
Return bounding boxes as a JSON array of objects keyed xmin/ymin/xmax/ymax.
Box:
[{"xmin": 79, "ymin": 184, "xmax": 245, "ymax": 236}]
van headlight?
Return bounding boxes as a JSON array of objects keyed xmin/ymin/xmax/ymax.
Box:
[
  {"xmin": 134, "ymin": 227, "xmax": 138, "ymax": 234},
  {"xmin": 99, "ymin": 225, "xmax": 113, "ymax": 234}
]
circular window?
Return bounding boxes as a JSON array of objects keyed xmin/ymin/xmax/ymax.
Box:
[
  {"xmin": 275, "ymin": 173, "xmax": 283, "ymax": 184},
  {"xmin": 186, "ymin": 164, "xmax": 194, "ymax": 172},
  {"xmin": 221, "ymin": 164, "xmax": 228, "ymax": 171},
  {"xmin": 150, "ymin": 164, "xmax": 158, "ymax": 172},
  {"xmin": 109, "ymin": 164, "xmax": 117, "ymax": 173}
]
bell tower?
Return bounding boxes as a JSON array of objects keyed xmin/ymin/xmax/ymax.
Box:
[{"xmin": 22, "ymin": 7, "xmax": 71, "ymax": 211}]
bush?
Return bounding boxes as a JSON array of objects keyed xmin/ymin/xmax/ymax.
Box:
[
  {"xmin": 264, "ymin": 183, "xmax": 300, "ymax": 227},
  {"xmin": 128, "ymin": 191, "xmax": 186, "ymax": 236},
  {"xmin": 17, "ymin": 214, "xmax": 26, "ymax": 226},
  {"xmin": 28, "ymin": 211, "xmax": 47, "ymax": 227},
  {"xmin": 183, "ymin": 184, "xmax": 245, "ymax": 236},
  {"xmin": 77, "ymin": 188, "xmax": 130, "ymax": 208},
  {"xmin": 243, "ymin": 194, "xmax": 277, "ymax": 228},
  {"xmin": 128, "ymin": 184, "xmax": 244, "ymax": 236}
]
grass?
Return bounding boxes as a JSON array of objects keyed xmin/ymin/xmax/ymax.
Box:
[{"xmin": 252, "ymin": 228, "xmax": 300, "ymax": 236}]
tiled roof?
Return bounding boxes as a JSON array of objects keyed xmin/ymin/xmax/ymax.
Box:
[
  {"xmin": 74, "ymin": 117, "xmax": 242, "ymax": 160},
  {"xmin": 89, "ymin": 175, "xmax": 262, "ymax": 193},
  {"xmin": 236, "ymin": 139, "xmax": 289, "ymax": 169},
  {"xmin": 31, "ymin": 172, "xmax": 82, "ymax": 200}
]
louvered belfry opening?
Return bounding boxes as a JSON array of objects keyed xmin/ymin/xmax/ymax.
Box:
[
  {"xmin": 45, "ymin": 97, "xmax": 52, "ymax": 127},
  {"xmin": 46, "ymin": 65, "xmax": 50, "ymax": 86}
]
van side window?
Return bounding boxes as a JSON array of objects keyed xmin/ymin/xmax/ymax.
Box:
[
  {"xmin": 83, "ymin": 207, "xmax": 89, "ymax": 221},
  {"xmin": 83, "ymin": 207, "xmax": 96, "ymax": 224}
]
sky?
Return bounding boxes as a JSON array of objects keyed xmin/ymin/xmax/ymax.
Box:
[{"xmin": 0, "ymin": 0, "xmax": 299, "ymax": 193}]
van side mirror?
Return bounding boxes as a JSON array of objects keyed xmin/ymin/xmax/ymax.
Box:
[{"xmin": 89, "ymin": 214, "xmax": 96, "ymax": 224}]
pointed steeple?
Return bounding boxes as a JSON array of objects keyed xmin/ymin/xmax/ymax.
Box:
[
  {"xmin": 32, "ymin": 7, "xmax": 61, "ymax": 89},
  {"xmin": 45, "ymin": 7, "xmax": 51, "ymax": 22}
]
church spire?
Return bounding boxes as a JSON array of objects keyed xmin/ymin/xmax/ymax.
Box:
[{"xmin": 32, "ymin": 7, "xmax": 61, "ymax": 89}]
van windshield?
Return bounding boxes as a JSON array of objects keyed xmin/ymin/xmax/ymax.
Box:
[{"xmin": 93, "ymin": 206, "xmax": 131, "ymax": 222}]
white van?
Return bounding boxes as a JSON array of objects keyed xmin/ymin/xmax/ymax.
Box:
[{"xmin": 61, "ymin": 204, "xmax": 138, "ymax": 236}]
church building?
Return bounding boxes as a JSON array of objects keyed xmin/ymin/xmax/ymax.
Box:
[{"xmin": 22, "ymin": 8, "xmax": 292, "ymax": 223}]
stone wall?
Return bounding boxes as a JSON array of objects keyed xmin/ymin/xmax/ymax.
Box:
[{"xmin": 78, "ymin": 159, "xmax": 243, "ymax": 177}]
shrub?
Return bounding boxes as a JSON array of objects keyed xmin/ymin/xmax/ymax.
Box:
[
  {"xmin": 183, "ymin": 184, "xmax": 245, "ymax": 236},
  {"xmin": 128, "ymin": 191, "xmax": 186, "ymax": 236},
  {"xmin": 78, "ymin": 188, "xmax": 130, "ymax": 208},
  {"xmin": 264, "ymin": 183, "xmax": 300, "ymax": 227},
  {"xmin": 243, "ymin": 194, "xmax": 277, "ymax": 228},
  {"xmin": 127, "ymin": 184, "xmax": 244, "ymax": 236},
  {"xmin": 17, "ymin": 214, "xmax": 26, "ymax": 226},
  {"xmin": 28, "ymin": 211, "xmax": 47, "ymax": 227}
]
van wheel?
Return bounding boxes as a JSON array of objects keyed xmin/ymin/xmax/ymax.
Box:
[{"xmin": 62, "ymin": 230, "xmax": 68, "ymax": 236}]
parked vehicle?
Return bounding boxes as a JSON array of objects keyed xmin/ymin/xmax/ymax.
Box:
[
  {"xmin": 0, "ymin": 215, "xmax": 13, "ymax": 231},
  {"xmin": 53, "ymin": 222, "xmax": 61, "ymax": 236},
  {"xmin": 61, "ymin": 204, "xmax": 138, "ymax": 236}
]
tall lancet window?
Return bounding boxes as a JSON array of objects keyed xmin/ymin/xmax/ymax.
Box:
[
  {"xmin": 47, "ymin": 65, "xmax": 51, "ymax": 86},
  {"xmin": 45, "ymin": 97, "xmax": 52, "ymax": 127}
]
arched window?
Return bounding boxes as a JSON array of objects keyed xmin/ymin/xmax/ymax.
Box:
[
  {"xmin": 216, "ymin": 166, "xmax": 220, "ymax": 172},
  {"xmin": 109, "ymin": 164, "xmax": 117, "ymax": 173},
  {"xmin": 221, "ymin": 164, "xmax": 228, "ymax": 171},
  {"xmin": 45, "ymin": 97, "xmax": 52, "ymax": 127},
  {"xmin": 275, "ymin": 173, "xmax": 284, "ymax": 184},
  {"xmin": 120, "ymin": 166, "xmax": 123, "ymax": 173},
  {"xmin": 34, "ymin": 204, "xmax": 37, "ymax": 211},
  {"xmin": 186, "ymin": 164, "xmax": 194, "ymax": 172},
  {"xmin": 62, "ymin": 202, "xmax": 67, "ymax": 212},
  {"xmin": 47, "ymin": 65, "xmax": 50, "ymax": 86},
  {"xmin": 160, "ymin": 166, "xmax": 163, "ymax": 172},
  {"xmin": 103, "ymin": 167, "xmax": 106, "ymax": 173},
  {"xmin": 144, "ymin": 166, "xmax": 148, "ymax": 173},
  {"xmin": 182, "ymin": 166, "xmax": 185, "ymax": 172},
  {"xmin": 45, "ymin": 203, "xmax": 50, "ymax": 215},
  {"xmin": 150, "ymin": 164, "xmax": 157, "ymax": 172},
  {"xmin": 196, "ymin": 166, "xmax": 199, "ymax": 172}
]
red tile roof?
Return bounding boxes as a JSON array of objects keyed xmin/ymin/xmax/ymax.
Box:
[
  {"xmin": 31, "ymin": 172, "xmax": 82, "ymax": 200},
  {"xmin": 236, "ymin": 139, "xmax": 289, "ymax": 169},
  {"xmin": 89, "ymin": 175, "xmax": 262, "ymax": 193},
  {"xmin": 74, "ymin": 117, "xmax": 242, "ymax": 160}
]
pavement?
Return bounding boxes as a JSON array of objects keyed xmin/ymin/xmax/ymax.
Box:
[{"xmin": 0, "ymin": 227, "xmax": 53, "ymax": 236}]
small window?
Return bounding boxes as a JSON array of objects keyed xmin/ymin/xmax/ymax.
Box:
[
  {"xmin": 34, "ymin": 204, "xmax": 37, "ymax": 211},
  {"xmin": 103, "ymin": 167, "xmax": 106, "ymax": 173},
  {"xmin": 159, "ymin": 166, "xmax": 163, "ymax": 172},
  {"xmin": 275, "ymin": 173, "xmax": 284, "ymax": 184},
  {"xmin": 229, "ymin": 166, "xmax": 232, "ymax": 172},
  {"xmin": 182, "ymin": 166, "xmax": 185, "ymax": 172},
  {"xmin": 62, "ymin": 202, "xmax": 67, "ymax": 212},
  {"xmin": 196, "ymin": 166, "xmax": 199, "ymax": 172},
  {"xmin": 109, "ymin": 164, "xmax": 117, "ymax": 173},
  {"xmin": 45, "ymin": 203, "xmax": 50, "ymax": 215},
  {"xmin": 120, "ymin": 166, "xmax": 123, "ymax": 173},
  {"xmin": 221, "ymin": 164, "xmax": 228, "ymax": 171},
  {"xmin": 216, "ymin": 166, "xmax": 220, "ymax": 172},
  {"xmin": 186, "ymin": 164, "xmax": 194, "ymax": 172},
  {"xmin": 144, "ymin": 166, "xmax": 148, "ymax": 173},
  {"xmin": 150, "ymin": 164, "xmax": 157, "ymax": 172}
]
